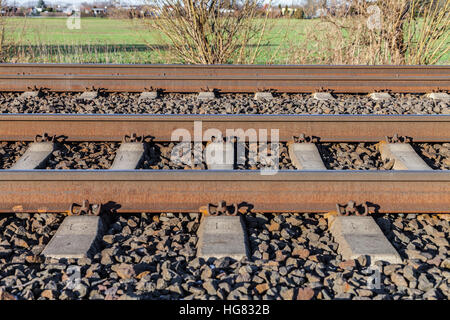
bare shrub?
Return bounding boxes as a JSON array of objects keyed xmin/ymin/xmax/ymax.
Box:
[
  {"xmin": 287, "ymin": 0, "xmax": 449, "ymax": 65},
  {"xmin": 141, "ymin": 0, "xmax": 272, "ymax": 64}
]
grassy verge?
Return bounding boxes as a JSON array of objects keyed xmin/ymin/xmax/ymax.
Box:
[{"xmin": 3, "ymin": 17, "xmax": 448, "ymax": 64}]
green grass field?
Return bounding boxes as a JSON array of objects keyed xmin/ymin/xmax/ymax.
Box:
[
  {"xmin": 3, "ymin": 17, "xmax": 448, "ymax": 64},
  {"xmin": 3, "ymin": 17, "xmax": 327, "ymax": 64}
]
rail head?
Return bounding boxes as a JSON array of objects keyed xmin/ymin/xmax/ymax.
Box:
[
  {"xmin": 0, "ymin": 114, "xmax": 448, "ymax": 142},
  {"xmin": 1, "ymin": 169, "xmax": 450, "ymax": 181},
  {"xmin": 0, "ymin": 170, "xmax": 449, "ymax": 213},
  {"xmin": 0, "ymin": 64, "xmax": 448, "ymax": 93}
]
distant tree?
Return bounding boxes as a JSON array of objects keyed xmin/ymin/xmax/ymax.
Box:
[
  {"xmin": 37, "ymin": 0, "xmax": 46, "ymax": 9},
  {"xmin": 304, "ymin": 0, "xmax": 317, "ymax": 17},
  {"xmin": 293, "ymin": 7, "xmax": 305, "ymax": 19}
]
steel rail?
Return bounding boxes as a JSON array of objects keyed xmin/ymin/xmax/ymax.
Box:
[
  {"xmin": 0, "ymin": 114, "xmax": 449, "ymax": 142},
  {"xmin": 0, "ymin": 64, "xmax": 448, "ymax": 92},
  {"xmin": 0, "ymin": 170, "xmax": 449, "ymax": 213}
]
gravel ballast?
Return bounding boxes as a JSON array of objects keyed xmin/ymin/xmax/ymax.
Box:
[
  {"xmin": 139, "ymin": 142, "xmax": 295, "ymax": 170},
  {"xmin": 413, "ymin": 143, "xmax": 450, "ymax": 170},
  {"xmin": 0, "ymin": 91, "xmax": 448, "ymax": 301},
  {"xmin": 0, "ymin": 92, "xmax": 448, "ymax": 115},
  {"xmin": 317, "ymin": 143, "xmax": 386, "ymax": 170},
  {"xmin": 0, "ymin": 212, "xmax": 448, "ymax": 300},
  {"xmin": 0, "ymin": 142, "xmax": 29, "ymax": 169},
  {"xmin": 1, "ymin": 141, "xmax": 449, "ymax": 171},
  {"xmin": 43, "ymin": 142, "xmax": 119, "ymax": 170}
]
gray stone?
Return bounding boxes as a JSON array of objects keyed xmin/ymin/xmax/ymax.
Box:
[
  {"xmin": 357, "ymin": 255, "xmax": 369, "ymax": 267},
  {"xmin": 10, "ymin": 142, "xmax": 54, "ymax": 170},
  {"xmin": 423, "ymin": 288, "xmax": 440, "ymax": 300},
  {"xmin": 280, "ymin": 287, "xmax": 295, "ymax": 300},
  {"xmin": 203, "ymin": 279, "xmax": 218, "ymax": 295},
  {"xmin": 403, "ymin": 265, "xmax": 415, "ymax": 282},
  {"xmin": 41, "ymin": 216, "xmax": 105, "ymax": 259},
  {"xmin": 391, "ymin": 273, "xmax": 408, "ymax": 288},
  {"xmin": 379, "ymin": 143, "xmax": 432, "ymax": 170},
  {"xmin": 393, "ymin": 229, "xmax": 410, "ymax": 243},
  {"xmin": 101, "ymin": 248, "xmax": 114, "ymax": 265},
  {"xmin": 418, "ymin": 274, "xmax": 434, "ymax": 292},
  {"xmin": 197, "ymin": 215, "xmax": 249, "ymax": 260},
  {"xmin": 405, "ymin": 249, "xmax": 428, "ymax": 262},
  {"xmin": 329, "ymin": 216, "xmax": 402, "ymax": 264},
  {"xmin": 218, "ymin": 281, "xmax": 231, "ymax": 293},
  {"xmin": 288, "ymin": 143, "xmax": 327, "ymax": 170},
  {"xmin": 110, "ymin": 143, "xmax": 145, "ymax": 170},
  {"xmin": 102, "ymin": 235, "xmax": 114, "ymax": 244},
  {"xmin": 168, "ymin": 284, "xmax": 184, "ymax": 295}
]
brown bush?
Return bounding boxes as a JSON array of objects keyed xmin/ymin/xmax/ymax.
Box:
[
  {"xmin": 288, "ymin": 0, "xmax": 449, "ymax": 65},
  {"xmin": 141, "ymin": 0, "xmax": 271, "ymax": 64}
]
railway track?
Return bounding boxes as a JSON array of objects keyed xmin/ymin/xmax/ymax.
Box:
[
  {"xmin": 0, "ymin": 64, "xmax": 449, "ymax": 93},
  {"xmin": 0, "ymin": 114, "xmax": 449, "ymax": 214},
  {"xmin": 0, "ymin": 64, "xmax": 448, "ymax": 301},
  {"xmin": 0, "ymin": 114, "xmax": 448, "ymax": 142}
]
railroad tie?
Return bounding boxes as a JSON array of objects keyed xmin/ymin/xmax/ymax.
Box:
[
  {"xmin": 197, "ymin": 92, "xmax": 216, "ymax": 100},
  {"xmin": 77, "ymin": 91, "xmax": 98, "ymax": 101},
  {"xmin": 110, "ymin": 142, "xmax": 146, "ymax": 170},
  {"xmin": 41, "ymin": 141, "xmax": 146, "ymax": 259},
  {"xmin": 369, "ymin": 92, "xmax": 392, "ymax": 101},
  {"xmin": 41, "ymin": 215, "xmax": 105, "ymax": 259},
  {"xmin": 9, "ymin": 142, "xmax": 55, "ymax": 170},
  {"xmin": 379, "ymin": 142, "xmax": 432, "ymax": 170},
  {"xmin": 288, "ymin": 143, "xmax": 327, "ymax": 170},
  {"xmin": 329, "ymin": 215, "xmax": 402, "ymax": 265},
  {"xmin": 329, "ymin": 140, "xmax": 428, "ymax": 264},
  {"xmin": 197, "ymin": 215, "xmax": 249, "ymax": 260},
  {"xmin": 426, "ymin": 92, "xmax": 449, "ymax": 101},
  {"xmin": 254, "ymin": 92, "xmax": 273, "ymax": 100},
  {"xmin": 138, "ymin": 91, "xmax": 158, "ymax": 101},
  {"xmin": 17, "ymin": 91, "xmax": 42, "ymax": 101},
  {"xmin": 313, "ymin": 92, "xmax": 334, "ymax": 101}
]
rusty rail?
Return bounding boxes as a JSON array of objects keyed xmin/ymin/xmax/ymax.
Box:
[
  {"xmin": 0, "ymin": 114, "xmax": 449, "ymax": 142},
  {"xmin": 0, "ymin": 170, "xmax": 449, "ymax": 213},
  {"xmin": 0, "ymin": 64, "xmax": 448, "ymax": 93},
  {"xmin": 0, "ymin": 114, "xmax": 448, "ymax": 213}
]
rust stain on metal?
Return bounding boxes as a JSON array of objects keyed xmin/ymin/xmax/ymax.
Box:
[
  {"xmin": 0, "ymin": 114, "xmax": 448, "ymax": 142},
  {"xmin": 12, "ymin": 205, "xmax": 23, "ymax": 212},
  {"xmin": 0, "ymin": 64, "xmax": 448, "ymax": 93},
  {"xmin": 0, "ymin": 171, "xmax": 449, "ymax": 214}
]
